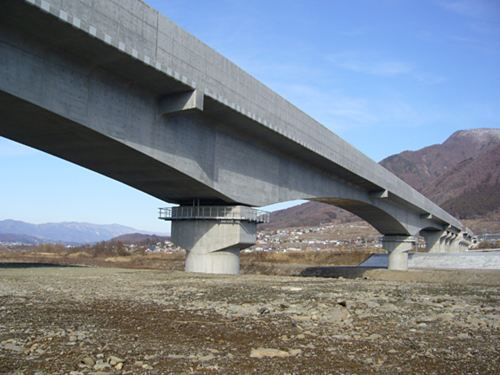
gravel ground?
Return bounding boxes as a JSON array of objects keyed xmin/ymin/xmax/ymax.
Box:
[{"xmin": 1, "ymin": 264, "xmax": 500, "ymax": 374}]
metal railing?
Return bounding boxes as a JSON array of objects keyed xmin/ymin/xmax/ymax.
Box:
[{"xmin": 158, "ymin": 206, "xmax": 270, "ymax": 223}]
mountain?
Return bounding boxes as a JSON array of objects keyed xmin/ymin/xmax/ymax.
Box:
[
  {"xmin": 0, "ymin": 233, "xmax": 50, "ymax": 245},
  {"xmin": 380, "ymin": 128, "xmax": 500, "ymax": 191},
  {"xmin": 258, "ymin": 201, "xmax": 358, "ymax": 231},
  {"xmin": 0, "ymin": 220, "xmax": 154, "ymax": 244},
  {"xmin": 421, "ymin": 144, "xmax": 500, "ymax": 219},
  {"xmin": 260, "ymin": 128, "xmax": 500, "ymax": 230}
]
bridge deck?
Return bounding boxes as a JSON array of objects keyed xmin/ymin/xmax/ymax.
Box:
[{"xmin": 0, "ymin": 0, "xmax": 465, "ymax": 234}]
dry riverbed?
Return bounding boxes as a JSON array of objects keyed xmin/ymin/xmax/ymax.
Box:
[{"xmin": 1, "ymin": 264, "xmax": 500, "ymax": 374}]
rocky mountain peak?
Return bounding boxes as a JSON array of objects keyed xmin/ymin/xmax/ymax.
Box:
[{"xmin": 444, "ymin": 128, "xmax": 500, "ymax": 155}]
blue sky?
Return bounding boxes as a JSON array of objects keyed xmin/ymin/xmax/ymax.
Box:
[{"xmin": 1, "ymin": 0, "xmax": 499, "ymax": 234}]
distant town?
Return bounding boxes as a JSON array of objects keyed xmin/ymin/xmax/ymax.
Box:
[
  {"xmin": 117, "ymin": 223, "xmax": 384, "ymax": 255},
  {"xmin": 3, "ymin": 220, "xmax": 500, "ymax": 254},
  {"xmin": 0, "ymin": 222, "xmax": 382, "ymax": 253}
]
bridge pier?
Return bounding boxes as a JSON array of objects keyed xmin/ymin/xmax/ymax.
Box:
[
  {"xmin": 382, "ymin": 236, "xmax": 415, "ymax": 271},
  {"xmin": 458, "ymin": 237, "xmax": 473, "ymax": 252},
  {"xmin": 420, "ymin": 230, "xmax": 447, "ymax": 253},
  {"xmin": 421, "ymin": 230, "xmax": 471, "ymax": 253},
  {"xmin": 447, "ymin": 234, "xmax": 461, "ymax": 253},
  {"xmin": 160, "ymin": 206, "xmax": 269, "ymax": 274},
  {"xmin": 173, "ymin": 219, "xmax": 255, "ymax": 274}
]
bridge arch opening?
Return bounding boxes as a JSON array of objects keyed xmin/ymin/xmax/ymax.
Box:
[{"xmin": 304, "ymin": 198, "xmax": 410, "ymax": 236}]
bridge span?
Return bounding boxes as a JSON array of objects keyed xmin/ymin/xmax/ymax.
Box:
[{"xmin": 0, "ymin": 0, "xmax": 473, "ymax": 273}]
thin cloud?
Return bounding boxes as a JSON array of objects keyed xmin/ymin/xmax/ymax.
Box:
[
  {"xmin": 271, "ymin": 82, "xmax": 430, "ymax": 132},
  {"xmin": 327, "ymin": 52, "xmax": 447, "ymax": 85},
  {"xmin": 341, "ymin": 29, "xmax": 367, "ymax": 37},
  {"xmin": 328, "ymin": 52, "xmax": 414, "ymax": 76},
  {"xmin": 438, "ymin": 0, "xmax": 500, "ymax": 20},
  {"xmin": 414, "ymin": 72, "xmax": 448, "ymax": 85},
  {"xmin": 269, "ymin": 80, "xmax": 473, "ymax": 137}
]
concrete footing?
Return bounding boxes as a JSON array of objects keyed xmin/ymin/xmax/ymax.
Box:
[
  {"xmin": 184, "ymin": 247, "xmax": 241, "ymax": 274},
  {"xmin": 164, "ymin": 205, "xmax": 269, "ymax": 275},
  {"xmin": 172, "ymin": 219, "xmax": 256, "ymax": 274},
  {"xmin": 382, "ymin": 236, "xmax": 415, "ymax": 271}
]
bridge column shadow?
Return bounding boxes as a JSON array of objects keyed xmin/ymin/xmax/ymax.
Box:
[{"xmin": 298, "ymin": 266, "xmax": 381, "ymax": 279}]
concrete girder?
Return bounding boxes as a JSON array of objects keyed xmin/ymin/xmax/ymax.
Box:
[{"xmin": 311, "ymin": 198, "xmax": 443, "ymax": 237}]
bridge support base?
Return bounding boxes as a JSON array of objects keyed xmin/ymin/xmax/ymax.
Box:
[
  {"xmin": 420, "ymin": 230, "xmax": 471, "ymax": 253},
  {"xmin": 382, "ymin": 236, "xmax": 415, "ymax": 271},
  {"xmin": 172, "ymin": 219, "xmax": 256, "ymax": 274},
  {"xmin": 164, "ymin": 206, "xmax": 269, "ymax": 275},
  {"xmin": 421, "ymin": 230, "xmax": 448, "ymax": 253}
]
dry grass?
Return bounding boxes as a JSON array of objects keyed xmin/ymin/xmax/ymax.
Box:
[
  {"xmin": 0, "ymin": 246, "xmax": 383, "ymax": 276},
  {"xmin": 0, "ymin": 248, "xmax": 185, "ymax": 271},
  {"xmin": 241, "ymin": 247, "xmax": 380, "ymax": 265}
]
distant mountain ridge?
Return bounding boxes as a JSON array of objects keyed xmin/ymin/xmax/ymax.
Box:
[
  {"xmin": 380, "ymin": 128, "xmax": 500, "ymax": 191},
  {"xmin": 0, "ymin": 233, "xmax": 51, "ymax": 245},
  {"xmin": 0, "ymin": 220, "xmax": 160, "ymax": 245},
  {"xmin": 258, "ymin": 201, "xmax": 357, "ymax": 231},
  {"xmin": 260, "ymin": 128, "xmax": 500, "ymax": 230},
  {"xmin": 421, "ymin": 144, "xmax": 500, "ymax": 219}
]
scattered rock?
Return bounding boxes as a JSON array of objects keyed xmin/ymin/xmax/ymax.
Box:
[
  {"xmin": 93, "ymin": 362, "xmax": 112, "ymax": 371},
  {"xmin": 198, "ymin": 353, "xmax": 215, "ymax": 361},
  {"xmin": 82, "ymin": 357, "xmax": 95, "ymax": 367},
  {"xmin": 250, "ymin": 348, "xmax": 301, "ymax": 358},
  {"xmin": 108, "ymin": 356, "xmax": 125, "ymax": 366},
  {"xmin": 1, "ymin": 265, "xmax": 499, "ymax": 374},
  {"xmin": 3, "ymin": 344, "xmax": 24, "ymax": 352}
]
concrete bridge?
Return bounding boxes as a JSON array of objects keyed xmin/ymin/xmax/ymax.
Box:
[{"xmin": 0, "ymin": 0, "xmax": 473, "ymax": 274}]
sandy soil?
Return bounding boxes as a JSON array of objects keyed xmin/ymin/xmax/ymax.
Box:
[{"xmin": 1, "ymin": 264, "xmax": 500, "ymax": 374}]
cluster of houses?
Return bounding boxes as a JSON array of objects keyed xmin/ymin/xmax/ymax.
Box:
[
  {"xmin": 0, "ymin": 222, "xmax": 387, "ymax": 254},
  {"xmin": 125, "ymin": 241, "xmax": 183, "ymax": 254},
  {"xmin": 117, "ymin": 223, "xmax": 383, "ymax": 255},
  {"xmin": 246, "ymin": 223, "xmax": 382, "ymax": 253}
]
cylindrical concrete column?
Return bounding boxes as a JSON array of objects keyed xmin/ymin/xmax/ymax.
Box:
[
  {"xmin": 382, "ymin": 236, "xmax": 415, "ymax": 271},
  {"xmin": 388, "ymin": 251, "xmax": 408, "ymax": 270},
  {"xmin": 185, "ymin": 248, "xmax": 240, "ymax": 274}
]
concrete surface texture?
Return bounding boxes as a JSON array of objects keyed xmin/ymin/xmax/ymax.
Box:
[
  {"xmin": 171, "ymin": 207, "xmax": 258, "ymax": 274},
  {"xmin": 360, "ymin": 252, "xmax": 500, "ymax": 270},
  {"xmin": 0, "ymin": 0, "xmax": 473, "ymax": 272},
  {"xmin": 381, "ymin": 236, "xmax": 414, "ymax": 271}
]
